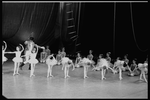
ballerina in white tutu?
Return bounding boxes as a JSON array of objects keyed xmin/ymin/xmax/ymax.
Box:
[
  {"xmin": 123, "ymin": 54, "xmax": 129, "ymax": 72},
  {"xmin": 138, "ymin": 61, "xmax": 148, "ymax": 83},
  {"xmin": 79, "ymin": 57, "xmax": 93, "ymax": 79},
  {"xmin": 61, "ymin": 57, "xmax": 75, "ymax": 78},
  {"xmin": 93, "ymin": 54, "xmax": 114, "ymax": 80},
  {"xmin": 7, "ymin": 44, "xmax": 24, "ymax": 76},
  {"xmin": 75, "ymin": 53, "xmax": 82, "ymax": 68},
  {"xmin": 2, "ymin": 41, "xmax": 8, "ymax": 65},
  {"xmin": 87, "ymin": 50, "xmax": 95, "ymax": 68},
  {"xmin": 46, "ymin": 54, "xmax": 57, "ymax": 77},
  {"xmin": 28, "ymin": 46, "xmax": 39, "ymax": 77},
  {"xmin": 113, "ymin": 57, "xmax": 125, "ymax": 80}
]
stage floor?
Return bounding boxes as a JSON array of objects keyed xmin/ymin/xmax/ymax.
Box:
[{"xmin": 2, "ymin": 61, "xmax": 148, "ymax": 98}]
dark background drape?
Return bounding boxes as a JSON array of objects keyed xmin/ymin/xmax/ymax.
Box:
[
  {"xmin": 79, "ymin": 3, "xmax": 148, "ymax": 62},
  {"xmin": 2, "ymin": 3, "xmax": 60, "ymax": 53},
  {"xmin": 2, "ymin": 2, "xmax": 148, "ymax": 63}
]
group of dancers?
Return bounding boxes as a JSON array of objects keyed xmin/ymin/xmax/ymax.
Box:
[{"xmin": 2, "ymin": 37, "xmax": 148, "ymax": 82}]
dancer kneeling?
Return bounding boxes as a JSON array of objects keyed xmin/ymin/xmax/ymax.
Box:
[
  {"xmin": 46, "ymin": 54, "xmax": 57, "ymax": 77},
  {"xmin": 61, "ymin": 57, "xmax": 75, "ymax": 78}
]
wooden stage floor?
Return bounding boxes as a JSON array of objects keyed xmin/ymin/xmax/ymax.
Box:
[{"xmin": 2, "ymin": 61, "xmax": 148, "ymax": 99}]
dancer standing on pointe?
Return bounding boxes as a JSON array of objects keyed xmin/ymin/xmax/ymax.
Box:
[
  {"xmin": 2, "ymin": 41, "xmax": 8, "ymax": 65},
  {"xmin": 61, "ymin": 57, "xmax": 75, "ymax": 78},
  {"xmin": 113, "ymin": 57, "xmax": 125, "ymax": 80},
  {"xmin": 46, "ymin": 54, "xmax": 57, "ymax": 78},
  {"xmin": 6, "ymin": 44, "xmax": 24, "ymax": 76},
  {"xmin": 75, "ymin": 53, "xmax": 82, "ymax": 68}
]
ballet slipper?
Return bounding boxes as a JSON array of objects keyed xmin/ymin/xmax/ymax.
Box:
[
  {"xmin": 47, "ymin": 75, "xmax": 50, "ymax": 78},
  {"xmin": 13, "ymin": 73, "xmax": 16, "ymax": 76},
  {"xmin": 102, "ymin": 77, "xmax": 106, "ymax": 80},
  {"xmin": 84, "ymin": 76, "xmax": 88, "ymax": 79},
  {"xmin": 66, "ymin": 75, "xmax": 70, "ymax": 78},
  {"xmin": 119, "ymin": 77, "xmax": 123, "ymax": 80},
  {"xmin": 16, "ymin": 73, "xmax": 20, "ymax": 75},
  {"xmin": 50, "ymin": 75, "xmax": 53, "ymax": 77}
]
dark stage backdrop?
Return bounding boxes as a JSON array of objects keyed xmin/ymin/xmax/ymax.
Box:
[
  {"xmin": 79, "ymin": 3, "xmax": 148, "ymax": 62},
  {"xmin": 2, "ymin": 2, "xmax": 148, "ymax": 62},
  {"xmin": 2, "ymin": 3, "xmax": 60, "ymax": 52}
]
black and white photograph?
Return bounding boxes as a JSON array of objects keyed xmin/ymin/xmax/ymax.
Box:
[{"xmin": 2, "ymin": 1, "xmax": 148, "ymax": 99}]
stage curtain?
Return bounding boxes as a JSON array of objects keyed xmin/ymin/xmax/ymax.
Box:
[{"xmin": 2, "ymin": 3, "xmax": 60, "ymax": 52}]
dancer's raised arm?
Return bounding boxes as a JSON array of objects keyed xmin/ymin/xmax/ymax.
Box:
[
  {"xmin": 3, "ymin": 41, "xmax": 7, "ymax": 51},
  {"xmin": 35, "ymin": 44, "xmax": 45, "ymax": 49},
  {"xmin": 19, "ymin": 44, "xmax": 24, "ymax": 52}
]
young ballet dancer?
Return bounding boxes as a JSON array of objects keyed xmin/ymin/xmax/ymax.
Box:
[
  {"xmin": 138, "ymin": 61, "xmax": 148, "ymax": 83},
  {"xmin": 105, "ymin": 52, "xmax": 113, "ymax": 74},
  {"xmin": 61, "ymin": 57, "xmax": 75, "ymax": 78},
  {"xmin": 113, "ymin": 57, "xmax": 125, "ymax": 80},
  {"xmin": 123, "ymin": 54, "xmax": 129, "ymax": 71},
  {"xmin": 20, "ymin": 37, "xmax": 45, "ymax": 70},
  {"xmin": 93, "ymin": 54, "xmax": 115, "ymax": 80},
  {"xmin": 28, "ymin": 46, "xmax": 39, "ymax": 77},
  {"xmin": 45, "ymin": 45, "xmax": 51, "ymax": 59},
  {"xmin": 2, "ymin": 41, "xmax": 8, "ymax": 65},
  {"xmin": 79, "ymin": 57, "xmax": 93, "ymax": 78},
  {"xmin": 6, "ymin": 44, "xmax": 24, "ymax": 76},
  {"xmin": 56, "ymin": 50, "xmax": 62, "ymax": 65},
  {"xmin": 128, "ymin": 59, "xmax": 139, "ymax": 76},
  {"xmin": 40, "ymin": 48, "xmax": 47, "ymax": 63},
  {"xmin": 75, "ymin": 53, "xmax": 82, "ymax": 68},
  {"xmin": 61, "ymin": 47, "xmax": 66, "ymax": 58},
  {"xmin": 46, "ymin": 54, "xmax": 57, "ymax": 77},
  {"xmin": 87, "ymin": 50, "xmax": 95, "ymax": 68}
]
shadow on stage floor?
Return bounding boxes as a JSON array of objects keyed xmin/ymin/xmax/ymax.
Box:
[{"xmin": 2, "ymin": 61, "xmax": 148, "ymax": 98}]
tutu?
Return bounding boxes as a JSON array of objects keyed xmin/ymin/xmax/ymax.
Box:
[
  {"xmin": 99, "ymin": 59, "xmax": 109, "ymax": 68},
  {"xmin": 3, "ymin": 56, "xmax": 8, "ymax": 62},
  {"xmin": 46, "ymin": 59, "xmax": 57, "ymax": 66},
  {"xmin": 12, "ymin": 57, "xmax": 23, "ymax": 62},
  {"xmin": 28, "ymin": 58, "xmax": 38, "ymax": 64},
  {"xmin": 144, "ymin": 63, "xmax": 148, "ymax": 67},
  {"xmin": 61, "ymin": 57, "xmax": 70, "ymax": 64}
]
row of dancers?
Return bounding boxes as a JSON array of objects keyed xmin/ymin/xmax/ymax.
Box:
[{"xmin": 2, "ymin": 39, "xmax": 148, "ymax": 82}]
